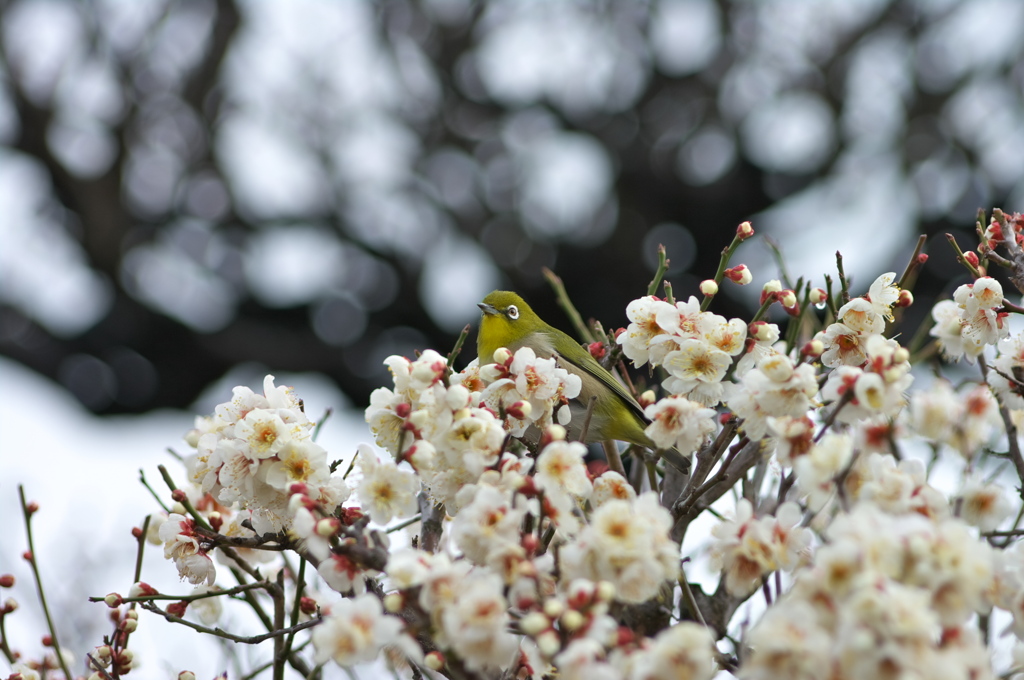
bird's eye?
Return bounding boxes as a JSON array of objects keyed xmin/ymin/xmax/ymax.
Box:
[{"xmin": 506, "ymin": 305, "xmax": 519, "ymax": 320}]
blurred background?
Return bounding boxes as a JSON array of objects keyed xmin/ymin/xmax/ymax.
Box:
[
  {"xmin": 2, "ymin": 0, "xmax": 1023, "ymax": 414},
  {"xmin": 2, "ymin": 1, "xmax": 1024, "ymax": 674}
]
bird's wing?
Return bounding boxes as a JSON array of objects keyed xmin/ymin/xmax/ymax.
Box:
[{"xmin": 545, "ymin": 328, "xmax": 648, "ymax": 424}]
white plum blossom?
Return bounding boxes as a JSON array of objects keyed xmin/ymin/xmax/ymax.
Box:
[
  {"xmin": 959, "ymin": 476, "xmax": 1013, "ymax": 531},
  {"xmin": 560, "ymin": 493, "xmax": 680, "ymax": 604},
  {"xmin": 930, "ymin": 277, "xmax": 1009, "ymax": 362},
  {"xmin": 729, "ymin": 354, "xmax": 818, "ymax": 440},
  {"xmin": 616, "ymin": 295, "xmax": 679, "ymax": 367},
  {"xmin": 793, "ymin": 432, "xmax": 853, "ymax": 511},
  {"xmin": 643, "ymin": 395, "xmax": 717, "ymax": 455},
  {"xmin": 535, "ymin": 439, "xmax": 593, "ymax": 500},
  {"xmin": 591, "ymin": 471, "xmax": 636, "ymax": 507},
  {"xmin": 820, "ymin": 335, "xmax": 913, "ymax": 425},
  {"xmin": 440, "ymin": 572, "xmax": 519, "ymax": 672},
  {"xmin": 311, "ymin": 593, "xmax": 409, "ymax": 667},
  {"xmin": 451, "ymin": 483, "xmax": 527, "ymax": 566},
  {"xmin": 354, "ymin": 444, "xmax": 419, "ymax": 525},
  {"xmin": 708, "ymin": 500, "xmax": 811, "ymax": 596},
  {"xmin": 159, "ymin": 513, "xmax": 216, "ymax": 586},
  {"xmin": 626, "ymin": 621, "xmax": 718, "ymax": 680}
]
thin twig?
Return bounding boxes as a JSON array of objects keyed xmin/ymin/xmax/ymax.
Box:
[
  {"xmin": 542, "ymin": 267, "xmax": 595, "ymax": 343},
  {"xmin": 17, "ymin": 486, "xmax": 74, "ymax": 680},
  {"xmin": 139, "ymin": 601, "xmax": 321, "ymax": 644}
]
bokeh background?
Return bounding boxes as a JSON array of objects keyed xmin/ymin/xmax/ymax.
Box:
[
  {"xmin": 3, "ymin": 0, "xmax": 1024, "ymax": 675},
  {"xmin": 4, "ymin": 0, "xmax": 1024, "ymax": 416}
]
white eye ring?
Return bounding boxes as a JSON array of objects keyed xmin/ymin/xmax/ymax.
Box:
[{"xmin": 507, "ymin": 305, "xmax": 519, "ymax": 320}]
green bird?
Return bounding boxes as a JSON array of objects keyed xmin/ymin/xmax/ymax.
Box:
[{"xmin": 476, "ymin": 290, "xmax": 690, "ymax": 473}]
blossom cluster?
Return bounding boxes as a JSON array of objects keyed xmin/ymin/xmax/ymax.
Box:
[{"xmin": 120, "ymin": 214, "xmax": 1024, "ymax": 680}]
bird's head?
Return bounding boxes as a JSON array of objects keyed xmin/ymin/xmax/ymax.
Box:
[{"xmin": 477, "ymin": 291, "xmax": 544, "ymax": 362}]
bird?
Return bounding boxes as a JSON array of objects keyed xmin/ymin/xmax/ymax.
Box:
[{"xmin": 476, "ymin": 290, "xmax": 690, "ymax": 473}]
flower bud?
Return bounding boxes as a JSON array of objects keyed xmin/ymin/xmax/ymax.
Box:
[
  {"xmin": 171, "ymin": 489, "xmax": 187, "ymax": 503},
  {"xmin": 493, "ymin": 347, "xmax": 513, "ymax": 364},
  {"xmin": 897, "ymin": 289, "xmax": 913, "ymax": 308},
  {"xmin": 93, "ymin": 646, "xmax": 113, "ymax": 665},
  {"xmin": 893, "ymin": 347, "xmax": 910, "ymax": 364},
  {"xmin": 178, "ymin": 672, "xmax": 197, "ymax": 680},
  {"xmin": 699, "ymin": 279, "xmax": 718, "ymax": 296},
  {"xmin": 479, "ymin": 364, "xmax": 504, "ymax": 382},
  {"xmin": 121, "ymin": 618, "xmax": 138, "ymax": 633},
  {"xmin": 749, "ymin": 321, "xmax": 773, "ymax": 342},
  {"xmin": 724, "ymin": 264, "xmax": 752, "ymax": 285},
  {"xmin": 3, "ymin": 598, "xmax": 18, "ymax": 613},
  {"xmin": 587, "ymin": 342, "xmax": 606, "ymax": 360},
  {"xmin": 519, "ymin": 611, "xmax": 550, "ymax": 636},
  {"xmin": 542, "ymin": 598, "xmax": 565, "ymax": 619},
  {"xmin": 638, "ymin": 390, "xmax": 657, "ymax": 408},
  {"xmin": 965, "ymin": 251, "xmax": 980, "ymax": 268},
  {"xmin": 104, "ymin": 593, "xmax": 123, "ymax": 608},
  {"xmin": 126, "ymin": 609, "xmax": 138, "ymax": 620},
  {"xmin": 167, "ymin": 601, "xmax": 188, "ymax": 618},
  {"xmin": 506, "ymin": 400, "xmax": 532, "ymax": 420},
  {"xmin": 42, "ymin": 635, "xmax": 53, "ymax": 647},
  {"xmin": 0, "ymin": 574, "xmax": 14, "ymax": 588},
  {"xmin": 25, "ymin": 501, "xmax": 39, "ymax": 515},
  {"xmin": 808, "ymin": 288, "xmax": 827, "ymax": 307},
  {"xmin": 425, "ymin": 651, "xmax": 445, "ymax": 671},
  {"xmin": 762, "ymin": 279, "xmax": 782, "ymax": 294},
  {"xmin": 541, "ymin": 424, "xmax": 566, "ymax": 445},
  {"xmin": 130, "ymin": 582, "xmax": 158, "ymax": 598},
  {"xmin": 561, "ymin": 609, "xmax": 586, "ymax": 632},
  {"xmin": 760, "ymin": 355, "xmax": 794, "ymax": 382},
  {"xmin": 779, "ymin": 289, "xmax": 798, "ymax": 309},
  {"xmin": 736, "ymin": 221, "xmax": 754, "ymax": 240},
  {"xmin": 596, "ymin": 581, "xmax": 616, "ymax": 602},
  {"xmin": 316, "ymin": 518, "xmax": 340, "ymax": 538},
  {"xmin": 383, "ymin": 592, "xmax": 404, "ymax": 614},
  {"xmin": 801, "ymin": 339, "xmax": 824, "ymax": 358},
  {"xmin": 537, "ymin": 630, "xmax": 561, "ymax": 658},
  {"xmin": 300, "ymin": 597, "xmax": 317, "ymax": 615},
  {"xmin": 170, "ymin": 502, "xmax": 187, "ymax": 515},
  {"xmin": 208, "ymin": 511, "xmax": 223, "ymax": 532}
]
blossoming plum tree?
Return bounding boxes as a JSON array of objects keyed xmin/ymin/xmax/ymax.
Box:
[{"xmin": 12, "ymin": 211, "xmax": 1024, "ymax": 680}]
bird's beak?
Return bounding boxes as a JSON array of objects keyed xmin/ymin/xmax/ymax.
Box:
[{"xmin": 478, "ymin": 302, "xmax": 499, "ymax": 316}]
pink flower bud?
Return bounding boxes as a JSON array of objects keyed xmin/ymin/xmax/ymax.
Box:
[
  {"xmin": 638, "ymin": 390, "xmax": 657, "ymax": 408},
  {"xmin": 394, "ymin": 402, "xmax": 411, "ymax": 418},
  {"xmin": 506, "ymin": 400, "xmax": 533, "ymax": 420},
  {"xmin": 749, "ymin": 321, "xmax": 773, "ymax": 342},
  {"xmin": 299, "ymin": 597, "xmax": 317, "ymax": 615},
  {"xmin": 41, "ymin": 635, "xmax": 53, "ymax": 647},
  {"xmin": 802, "ymin": 339, "xmax": 824, "ymax": 358},
  {"xmin": 724, "ymin": 265, "xmax": 752, "ymax": 285},
  {"xmin": 167, "ymin": 601, "xmax": 188, "ymax": 618},
  {"xmin": 130, "ymin": 582, "xmax": 158, "ymax": 598},
  {"xmin": 808, "ymin": 288, "xmax": 827, "ymax": 306},
  {"xmin": 965, "ymin": 251, "xmax": 980, "ymax": 268},
  {"xmin": 700, "ymin": 279, "xmax": 719, "ymax": 296},
  {"xmin": 897, "ymin": 289, "xmax": 913, "ymax": 308},
  {"xmin": 779, "ymin": 289, "xmax": 798, "ymax": 309},
  {"xmin": 587, "ymin": 342, "xmax": 606, "ymax": 360},
  {"xmin": 736, "ymin": 221, "xmax": 754, "ymax": 240},
  {"xmin": 104, "ymin": 593, "xmax": 123, "ymax": 608},
  {"xmin": 171, "ymin": 489, "xmax": 187, "ymax": 503},
  {"xmin": 25, "ymin": 501, "xmax": 39, "ymax": 515},
  {"xmin": 0, "ymin": 574, "xmax": 14, "ymax": 588}
]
